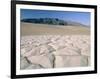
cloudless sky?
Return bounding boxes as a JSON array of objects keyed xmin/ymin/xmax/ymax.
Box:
[{"xmin": 21, "ymin": 9, "xmax": 90, "ymax": 26}]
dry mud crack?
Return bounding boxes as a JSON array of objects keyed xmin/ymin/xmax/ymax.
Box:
[{"xmin": 21, "ymin": 35, "xmax": 90, "ymax": 69}]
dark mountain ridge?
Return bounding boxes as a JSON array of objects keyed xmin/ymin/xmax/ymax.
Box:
[{"xmin": 21, "ymin": 18, "xmax": 89, "ymax": 27}]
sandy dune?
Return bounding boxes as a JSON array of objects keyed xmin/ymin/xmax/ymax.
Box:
[{"xmin": 21, "ymin": 22, "xmax": 90, "ymax": 36}]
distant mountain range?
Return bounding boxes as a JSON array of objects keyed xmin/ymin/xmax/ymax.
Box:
[{"xmin": 21, "ymin": 18, "xmax": 89, "ymax": 27}]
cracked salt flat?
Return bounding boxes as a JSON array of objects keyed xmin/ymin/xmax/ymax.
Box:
[{"xmin": 20, "ymin": 35, "xmax": 90, "ymax": 69}]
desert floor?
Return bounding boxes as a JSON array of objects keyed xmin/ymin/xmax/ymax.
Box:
[
  {"xmin": 20, "ymin": 22, "xmax": 90, "ymax": 69},
  {"xmin": 21, "ymin": 22, "xmax": 90, "ymax": 36}
]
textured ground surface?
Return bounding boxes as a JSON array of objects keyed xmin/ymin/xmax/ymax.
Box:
[{"xmin": 20, "ymin": 35, "xmax": 90, "ymax": 70}]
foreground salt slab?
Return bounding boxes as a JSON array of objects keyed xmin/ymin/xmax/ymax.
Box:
[
  {"xmin": 55, "ymin": 56, "xmax": 88, "ymax": 67},
  {"xmin": 28, "ymin": 55, "xmax": 54, "ymax": 68},
  {"xmin": 20, "ymin": 35, "xmax": 90, "ymax": 69}
]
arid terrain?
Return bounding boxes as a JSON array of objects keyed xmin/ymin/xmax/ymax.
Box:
[
  {"xmin": 21, "ymin": 23, "xmax": 90, "ymax": 36},
  {"xmin": 20, "ymin": 22, "xmax": 90, "ymax": 69}
]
